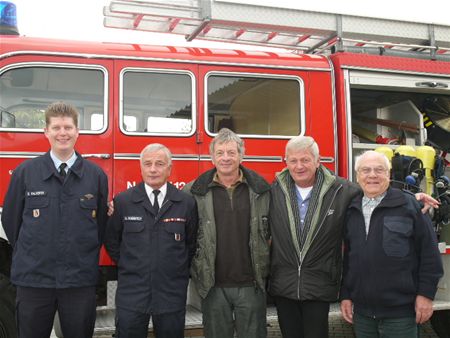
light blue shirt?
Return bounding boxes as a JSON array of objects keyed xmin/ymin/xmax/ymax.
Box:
[
  {"xmin": 50, "ymin": 151, "xmax": 77, "ymax": 175},
  {"xmin": 295, "ymin": 187, "xmax": 311, "ymax": 232}
]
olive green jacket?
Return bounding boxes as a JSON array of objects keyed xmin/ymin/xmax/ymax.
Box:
[{"xmin": 184, "ymin": 166, "xmax": 271, "ymax": 298}]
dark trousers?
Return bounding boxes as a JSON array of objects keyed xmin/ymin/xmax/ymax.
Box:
[
  {"xmin": 275, "ymin": 296, "xmax": 330, "ymax": 338},
  {"xmin": 116, "ymin": 306, "xmax": 186, "ymax": 338},
  {"xmin": 15, "ymin": 286, "xmax": 96, "ymax": 338}
]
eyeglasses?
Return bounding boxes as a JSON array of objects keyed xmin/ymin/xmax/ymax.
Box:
[{"xmin": 357, "ymin": 167, "xmax": 388, "ymax": 175}]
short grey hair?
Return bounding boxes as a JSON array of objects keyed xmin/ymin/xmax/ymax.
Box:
[
  {"xmin": 285, "ymin": 135, "xmax": 319, "ymax": 162},
  {"xmin": 354, "ymin": 150, "xmax": 391, "ymax": 172},
  {"xmin": 209, "ymin": 128, "xmax": 245, "ymax": 157},
  {"xmin": 140, "ymin": 143, "xmax": 172, "ymax": 165}
]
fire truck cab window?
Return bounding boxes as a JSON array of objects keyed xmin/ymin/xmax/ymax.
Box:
[
  {"xmin": 207, "ymin": 74, "xmax": 301, "ymax": 136},
  {"xmin": 121, "ymin": 70, "xmax": 194, "ymax": 135},
  {"xmin": 0, "ymin": 66, "xmax": 106, "ymax": 132}
]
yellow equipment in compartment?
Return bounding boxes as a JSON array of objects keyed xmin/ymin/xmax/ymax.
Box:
[
  {"xmin": 375, "ymin": 145, "xmax": 436, "ymax": 195},
  {"xmin": 416, "ymin": 146, "xmax": 437, "ymax": 195}
]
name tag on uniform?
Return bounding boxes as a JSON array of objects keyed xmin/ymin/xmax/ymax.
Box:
[
  {"xmin": 26, "ymin": 191, "xmax": 46, "ymax": 196},
  {"xmin": 124, "ymin": 216, "xmax": 143, "ymax": 221}
]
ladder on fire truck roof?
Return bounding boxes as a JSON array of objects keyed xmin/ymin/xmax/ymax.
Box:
[{"xmin": 103, "ymin": 0, "xmax": 450, "ymax": 59}]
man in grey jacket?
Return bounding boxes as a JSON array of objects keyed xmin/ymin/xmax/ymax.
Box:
[{"xmin": 184, "ymin": 128, "xmax": 271, "ymax": 338}]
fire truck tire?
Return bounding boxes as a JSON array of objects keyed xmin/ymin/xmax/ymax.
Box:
[
  {"xmin": 430, "ymin": 310, "xmax": 450, "ymax": 338},
  {"xmin": 0, "ymin": 273, "xmax": 16, "ymax": 338}
]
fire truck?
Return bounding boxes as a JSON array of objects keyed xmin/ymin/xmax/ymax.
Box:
[{"xmin": 1, "ymin": 0, "xmax": 450, "ymax": 336}]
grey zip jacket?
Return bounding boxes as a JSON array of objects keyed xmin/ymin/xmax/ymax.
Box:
[{"xmin": 269, "ymin": 166, "xmax": 359, "ymax": 301}]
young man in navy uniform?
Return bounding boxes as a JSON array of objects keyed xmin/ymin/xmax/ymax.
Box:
[
  {"xmin": 2, "ymin": 102, "xmax": 109, "ymax": 338},
  {"xmin": 105, "ymin": 143, "xmax": 198, "ymax": 338}
]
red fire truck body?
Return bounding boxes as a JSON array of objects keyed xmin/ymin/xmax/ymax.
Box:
[{"xmin": 1, "ymin": 5, "xmax": 450, "ymax": 334}]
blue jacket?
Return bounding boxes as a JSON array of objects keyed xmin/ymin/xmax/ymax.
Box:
[
  {"xmin": 105, "ymin": 182, "xmax": 198, "ymax": 315},
  {"xmin": 1, "ymin": 151, "xmax": 109, "ymax": 288},
  {"xmin": 340, "ymin": 187, "xmax": 443, "ymax": 319}
]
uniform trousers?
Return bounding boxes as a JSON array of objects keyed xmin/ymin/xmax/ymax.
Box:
[
  {"xmin": 116, "ymin": 307, "xmax": 186, "ymax": 338},
  {"xmin": 15, "ymin": 285, "xmax": 96, "ymax": 338}
]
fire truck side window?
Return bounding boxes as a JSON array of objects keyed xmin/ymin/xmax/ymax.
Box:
[
  {"xmin": 121, "ymin": 70, "xmax": 194, "ymax": 135},
  {"xmin": 0, "ymin": 66, "xmax": 105, "ymax": 132},
  {"xmin": 206, "ymin": 74, "xmax": 301, "ymax": 136}
]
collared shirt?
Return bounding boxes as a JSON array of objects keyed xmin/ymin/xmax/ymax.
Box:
[
  {"xmin": 50, "ymin": 150, "xmax": 77, "ymax": 175},
  {"xmin": 144, "ymin": 182, "xmax": 167, "ymax": 208},
  {"xmin": 362, "ymin": 192, "xmax": 386, "ymax": 236},
  {"xmin": 295, "ymin": 185, "xmax": 313, "ymax": 231},
  {"xmin": 213, "ymin": 170, "xmax": 244, "ymax": 198}
]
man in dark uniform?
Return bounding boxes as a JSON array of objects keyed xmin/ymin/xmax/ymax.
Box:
[
  {"xmin": 1, "ymin": 102, "xmax": 109, "ymax": 338},
  {"xmin": 105, "ymin": 143, "xmax": 198, "ymax": 338}
]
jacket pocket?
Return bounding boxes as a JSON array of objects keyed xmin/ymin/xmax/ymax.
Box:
[
  {"xmin": 25, "ymin": 195, "xmax": 49, "ymax": 209},
  {"xmin": 24, "ymin": 195, "xmax": 49, "ymax": 225},
  {"xmin": 164, "ymin": 222, "xmax": 185, "ymax": 242},
  {"xmin": 124, "ymin": 220, "xmax": 145, "ymax": 233},
  {"xmin": 79, "ymin": 197, "xmax": 98, "ymax": 224},
  {"xmin": 22, "ymin": 196, "xmax": 50, "ymax": 242},
  {"xmin": 383, "ymin": 216, "xmax": 413, "ymax": 257}
]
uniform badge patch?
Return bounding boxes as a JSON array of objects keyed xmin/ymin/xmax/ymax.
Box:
[
  {"xmin": 92, "ymin": 210, "xmax": 97, "ymax": 218},
  {"xmin": 33, "ymin": 209, "xmax": 40, "ymax": 218},
  {"xmin": 174, "ymin": 233, "xmax": 181, "ymax": 241}
]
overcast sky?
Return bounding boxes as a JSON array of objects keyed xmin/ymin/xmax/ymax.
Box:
[{"xmin": 8, "ymin": 0, "xmax": 450, "ymax": 50}]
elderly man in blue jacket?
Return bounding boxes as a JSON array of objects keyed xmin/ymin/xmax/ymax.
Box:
[
  {"xmin": 340, "ymin": 150, "xmax": 443, "ymax": 337},
  {"xmin": 105, "ymin": 143, "xmax": 198, "ymax": 338}
]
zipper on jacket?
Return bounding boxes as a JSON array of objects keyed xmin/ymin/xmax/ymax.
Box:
[{"xmin": 296, "ymin": 184, "xmax": 342, "ymax": 299}]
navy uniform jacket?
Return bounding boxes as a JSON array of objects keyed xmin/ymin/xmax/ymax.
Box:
[
  {"xmin": 1, "ymin": 151, "xmax": 109, "ymax": 288},
  {"xmin": 105, "ymin": 182, "xmax": 198, "ymax": 315}
]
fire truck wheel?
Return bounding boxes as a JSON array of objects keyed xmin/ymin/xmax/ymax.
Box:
[{"xmin": 0, "ymin": 273, "xmax": 16, "ymax": 338}]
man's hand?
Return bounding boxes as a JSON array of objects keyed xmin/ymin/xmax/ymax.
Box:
[
  {"xmin": 107, "ymin": 200, "xmax": 114, "ymax": 217},
  {"xmin": 415, "ymin": 192, "xmax": 440, "ymax": 214},
  {"xmin": 340, "ymin": 299, "xmax": 353, "ymax": 324},
  {"xmin": 415, "ymin": 295, "xmax": 434, "ymax": 324}
]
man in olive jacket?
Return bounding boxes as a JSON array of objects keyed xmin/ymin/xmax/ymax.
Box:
[{"xmin": 184, "ymin": 128, "xmax": 271, "ymax": 338}]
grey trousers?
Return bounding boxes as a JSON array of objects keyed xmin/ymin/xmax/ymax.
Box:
[{"xmin": 201, "ymin": 286, "xmax": 267, "ymax": 338}]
